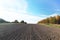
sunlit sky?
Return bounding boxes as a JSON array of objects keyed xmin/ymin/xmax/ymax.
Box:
[{"xmin": 0, "ymin": 0, "xmax": 60, "ymax": 23}]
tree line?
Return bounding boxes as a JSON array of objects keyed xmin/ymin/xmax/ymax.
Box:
[
  {"xmin": 12, "ymin": 20, "xmax": 27, "ymax": 24},
  {"xmin": 38, "ymin": 15, "xmax": 60, "ymax": 24},
  {"xmin": 0, "ymin": 18, "xmax": 27, "ymax": 24}
]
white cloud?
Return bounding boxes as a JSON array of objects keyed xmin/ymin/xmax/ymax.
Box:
[
  {"xmin": 48, "ymin": 13, "xmax": 57, "ymax": 17},
  {"xmin": 0, "ymin": 10, "xmax": 43, "ymax": 23},
  {"xmin": 0, "ymin": 0, "xmax": 44, "ymax": 23},
  {"xmin": 48, "ymin": 11, "xmax": 60, "ymax": 17}
]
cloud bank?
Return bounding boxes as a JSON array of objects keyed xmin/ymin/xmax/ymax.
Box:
[{"xmin": 0, "ymin": 0, "xmax": 43, "ymax": 23}]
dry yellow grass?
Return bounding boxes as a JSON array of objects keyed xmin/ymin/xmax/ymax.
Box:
[{"xmin": 39, "ymin": 23, "xmax": 60, "ymax": 28}]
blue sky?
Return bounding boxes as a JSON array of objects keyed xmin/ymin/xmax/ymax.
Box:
[
  {"xmin": 0, "ymin": 0, "xmax": 60, "ymax": 23},
  {"xmin": 27, "ymin": 0, "xmax": 60, "ymax": 15}
]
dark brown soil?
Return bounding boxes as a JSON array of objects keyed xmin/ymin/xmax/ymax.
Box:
[{"xmin": 0, "ymin": 23, "xmax": 60, "ymax": 40}]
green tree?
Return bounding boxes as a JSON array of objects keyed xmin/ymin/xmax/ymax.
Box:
[
  {"xmin": 46, "ymin": 18, "xmax": 49, "ymax": 24},
  {"xmin": 52, "ymin": 16, "xmax": 57, "ymax": 24},
  {"xmin": 20, "ymin": 20, "xmax": 27, "ymax": 24},
  {"xmin": 20, "ymin": 20, "xmax": 24, "ymax": 23},
  {"xmin": 13, "ymin": 20, "xmax": 19, "ymax": 23}
]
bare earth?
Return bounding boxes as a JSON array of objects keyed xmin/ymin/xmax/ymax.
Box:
[{"xmin": 0, "ymin": 23, "xmax": 60, "ymax": 40}]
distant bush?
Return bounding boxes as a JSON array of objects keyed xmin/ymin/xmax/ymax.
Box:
[
  {"xmin": 20, "ymin": 20, "xmax": 27, "ymax": 24},
  {"xmin": 12, "ymin": 20, "xmax": 19, "ymax": 23},
  {"xmin": 20, "ymin": 20, "xmax": 24, "ymax": 23}
]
